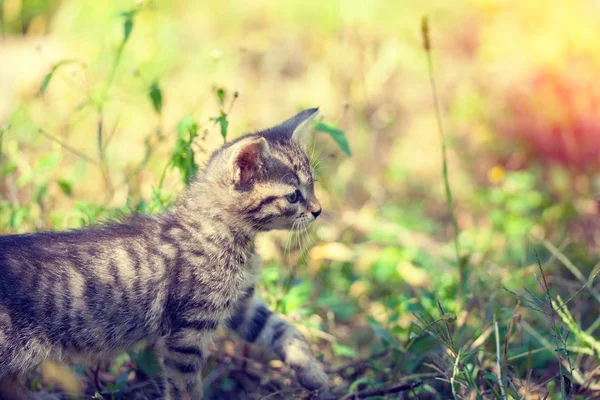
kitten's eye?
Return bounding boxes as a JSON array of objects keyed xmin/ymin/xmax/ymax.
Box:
[{"xmin": 286, "ymin": 189, "xmax": 301, "ymax": 203}]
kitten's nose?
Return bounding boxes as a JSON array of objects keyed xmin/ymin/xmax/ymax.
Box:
[{"xmin": 311, "ymin": 208, "xmax": 322, "ymax": 218}]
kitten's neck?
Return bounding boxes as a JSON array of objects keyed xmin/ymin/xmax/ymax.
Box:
[{"xmin": 173, "ymin": 183, "xmax": 257, "ymax": 249}]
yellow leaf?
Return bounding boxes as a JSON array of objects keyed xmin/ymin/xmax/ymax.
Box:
[
  {"xmin": 40, "ymin": 361, "xmax": 83, "ymax": 396},
  {"xmin": 349, "ymin": 281, "xmax": 368, "ymax": 299},
  {"xmin": 309, "ymin": 242, "xmax": 354, "ymax": 263},
  {"xmin": 397, "ymin": 261, "xmax": 430, "ymax": 288}
]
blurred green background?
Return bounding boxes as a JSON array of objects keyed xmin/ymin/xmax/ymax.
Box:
[{"xmin": 1, "ymin": 0, "xmax": 599, "ymax": 399}]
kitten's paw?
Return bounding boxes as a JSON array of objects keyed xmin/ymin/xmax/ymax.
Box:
[{"xmin": 293, "ymin": 361, "xmax": 328, "ymax": 391}]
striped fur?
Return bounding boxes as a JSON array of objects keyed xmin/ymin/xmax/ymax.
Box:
[
  {"xmin": 227, "ymin": 294, "xmax": 328, "ymax": 391},
  {"xmin": 0, "ymin": 109, "xmax": 327, "ymax": 399}
]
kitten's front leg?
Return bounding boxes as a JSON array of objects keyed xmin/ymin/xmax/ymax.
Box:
[
  {"xmin": 158, "ymin": 329, "xmax": 207, "ymax": 400},
  {"xmin": 227, "ymin": 292, "xmax": 328, "ymax": 391}
]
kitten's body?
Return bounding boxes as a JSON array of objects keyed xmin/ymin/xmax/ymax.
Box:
[{"xmin": 0, "ymin": 109, "xmax": 327, "ymax": 399}]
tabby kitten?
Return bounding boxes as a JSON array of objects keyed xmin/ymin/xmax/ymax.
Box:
[{"xmin": 0, "ymin": 108, "xmax": 328, "ymax": 400}]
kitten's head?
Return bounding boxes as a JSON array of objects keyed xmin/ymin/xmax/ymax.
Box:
[{"xmin": 202, "ymin": 108, "xmax": 321, "ymax": 232}]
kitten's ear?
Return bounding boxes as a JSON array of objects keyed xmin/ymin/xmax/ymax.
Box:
[
  {"xmin": 290, "ymin": 107, "xmax": 320, "ymax": 143},
  {"xmin": 229, "ymin": 137, "xmax": 271, "ymax": 186},
  {"xmin": 264, "ymin": 108, "xmax": 320, "ymax": 144}
]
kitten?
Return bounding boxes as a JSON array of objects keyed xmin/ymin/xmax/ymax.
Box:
[{"xmin": 0, "ymin": 108, "xmax": 328, "ymax": 400}]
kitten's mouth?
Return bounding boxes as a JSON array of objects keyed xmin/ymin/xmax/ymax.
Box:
[{"xmin": 291, "ymin": 215, "xmax": 315, "ymax": 231}]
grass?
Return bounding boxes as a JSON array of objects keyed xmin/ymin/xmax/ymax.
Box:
[
  {"xmin": 422, "ymin": 15, "xmax": 464, "ymax": 315},
  {"xmin": 1, "ymin": 0, "xmax": 600, "ymax": 399}
]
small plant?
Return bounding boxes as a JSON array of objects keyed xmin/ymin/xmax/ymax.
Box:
[
  {"xmin": 211, "ymin": 86, "xmax": 238, "ymax": 142},
  {"xmin": 421, "ymin": 16, "xmax": 466, "ymax": 314}
]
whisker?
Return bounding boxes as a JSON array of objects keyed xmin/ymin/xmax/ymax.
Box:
[
  {"xmin": 295, "ymin": 224, "xmax": 300, "ymax": 257},
  {"xmin": 306, "ymin": 226, "xmax": 314, "ymax": 249},
  {"xmin": 298, "ymin": 224, "xmax": 312, "ymax": 266},
  {"xmin": 318, "ymin": 214, "xmax": 333, "ymax": 223},
  {"xmin": 284, "ymin": 220, "xmax": 297, "ymax": 264},
  {"xmin": 311, "ymin": 148, "xmax": 327, "ymax": 165},
  {"xmin": 306, "ymin": 227, "xmax": 314, "ymax": 249},
  {"xmin": 311, "ymin": 158, "xmax": 326, "ymax": 171},
  {"xmin": 297, "ymin": 228, "xmax": 305, "ymax": 265}
]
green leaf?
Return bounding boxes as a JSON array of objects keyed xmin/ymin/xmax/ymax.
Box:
[
  {"xmin": 1, "ymin": 162, "xmax": 17, "ymax": 176},
  {"xmin": 57, "ymin": 180, "xmax": 73, "ymax": 197},
  {"xmin": 332, "ymin": 343, "xmax": 359, "ymax": 358},
  {"xmin": 135, "ymin": 200, "xmax": 150, "ymax": 213},
  {"xmin": 261, "ymin": 265, "xmax": 280, "ymax": 284},
  {"xmin": 150, "ymin": 188, "xmax": 171, "ymax": 210},
  {"xmin": 40, "ymin": 72, "xmax": 53, "ymax": 95},
  {"xmin": 177, "ymin": 116, "xmax": 198, "ymax": 140},
  {"xmin": 110, "ymin": 352, "xmax": 132, "ymax": 374},
  {"xmin": 9, "ymin": 205, "xmax": 29, "ymax": 230},
  {"xmin": 39, "ymin": 59, "xmax": 79, "ymax": 95},
  {"xmin": 220, "ymin": 377, "xmax": 235, "ymax": 392},
  {"xmin": 34, "ymin": 184, "xmax": 48, "ymax": 204},
  {"xmin": 149, "ymin": 81, "xmax": 162, "ymax": 114},
  {"xmin": 36, "ymin": 152, "xmax": 61, "ymax": 172},
  {"xmin": 173, "ymin": 116, "xmax": 199, "ymax": 185},
  {"xmin": 281, "ymin": 281, "xmax": 310, "ymax": 313},
  {"xmin": 114, "ymin": 370, "xmax": 130, "ymax": 387},
  {"xmin": 483, "ymin": 373, "xmax": 497, "ymax": 382},
  {"xmin": 315, "ymin": 122, "xmax": 351, "ymax": 156},
  {"xmin": 348, "ymin": 377, "xmax": 370, "ymax": 393},
  {"xmin": 368, "ymin": 318, "xmax": 396, "ymax": 345},
  {"xmin": 128, "ymin": 348, "xmax": 161, "ymax": 378},
  {"xmin": 501, "ymin": 386, "xmax": 522, "ymax": 399},
  {"xmin": 123, "ymin": 15, "xmax": 134, "ymax": 43},
  {"xmin": 218, "ymin": 114, "xmax": 229, "ymax": 140}
]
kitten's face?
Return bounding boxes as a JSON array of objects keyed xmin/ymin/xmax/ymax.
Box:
[
  {"xmin": 219, "ymin": 108, "xmax": 322, "ymax": 232},
  {"xmin": 247, "ymin": 141, "xmax": 321, "ymax": 231}
]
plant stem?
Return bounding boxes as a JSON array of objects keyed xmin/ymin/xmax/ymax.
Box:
[
  {"xmin": 450, "ymin": 348, "xmax": 461, "ymax": 400},
  {"xmin": 38, "ymin": 129, "xmax": 97, "ymax": 165},
  {"xmin": 494, "ymin": 314, "xmax": 507, "ymax": 399},
  {"xmin": 421, "ymin": 16, "xmax": 463, "ymax": 313}
]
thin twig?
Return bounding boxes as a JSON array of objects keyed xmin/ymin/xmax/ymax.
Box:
[
  {"xmin": 227, "ymin": 90, "xmax": 239, "ymax": 114},
  {"xmin": 38, "ymin": 128, "xmax": 97, "ymax": 165},
  {"xmin": 494, "ymin": 314, "xmax": 507, "ymax": 400},
  {"xmin": 97, "ymin": 117, "xmax": 104, "ymax": 164},
  {"xmin": 450, "ymin": 348, "xmax": 461, "ymax": 400},
  {"xmin": 102, "ymin": 115, "xmax": 120, "ymax": 153}
]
